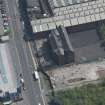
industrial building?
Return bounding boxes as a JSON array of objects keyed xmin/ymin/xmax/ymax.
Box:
[
  {"xmin": 30, "ymin": 0, "xmax": 105, "ymax": 33},
  {"xmin": 0, "ymin": 43, "xmax": 20, "ymax": 105},
  {"xmin": 0, "ymin": 4, "xmax": 20, "ymax": 104},
  {"xmin": 48, "ymin": 0, "xmax": 94, "ymax": 13},
  {"xmin": 26, "ymin": 0, "xmax": 105, "ymax": 68}
]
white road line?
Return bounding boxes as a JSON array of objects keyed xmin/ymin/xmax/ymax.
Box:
[
  {"xmin": 38, "ymin": 76, "xmax": 46, "ymax": 105},
  {"xmin": 28, "ymin": 42, "xmax": 37, "ymax": 70},
  {"xmin": 28, "ymin": 42, "xmax": 46, "ymax": 105}
]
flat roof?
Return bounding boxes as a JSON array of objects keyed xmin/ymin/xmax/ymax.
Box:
[
  {"xmin": 31, "ymin": 0, "xmax": 105, "ymax": 33},
  {"xmin": 0, "ymin": 43, "xmax": 17, "ymax": 93}
]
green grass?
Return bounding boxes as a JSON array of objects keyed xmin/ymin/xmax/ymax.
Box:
[{"xmin": 54, "ymin": 81, "xmax": 105, "ymax": 105}]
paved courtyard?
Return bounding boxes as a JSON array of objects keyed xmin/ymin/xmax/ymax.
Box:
[{"xmin": 47, "ymin": 59, "xmax": 105, "ymax": 90}]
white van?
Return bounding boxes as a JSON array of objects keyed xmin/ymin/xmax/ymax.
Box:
[{"xmin": 33, "ymin": 71, "xmax": 39, "ymax": 80}]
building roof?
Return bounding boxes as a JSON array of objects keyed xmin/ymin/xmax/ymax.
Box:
[
  {"xmin": 31, "ymin": 0, "xmax": 105, "ymax": 33},
  {"xmin": 48, "ymin": 0, "xmax": 95, "ymax": 8},
  {"xmin": 0, "ymin": 43, "xmax": 17, "ymax": 94}
]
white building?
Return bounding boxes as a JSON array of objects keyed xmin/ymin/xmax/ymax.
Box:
[{"xmin": 0, "ymin": 43, "xmax": 19, "ymax": 105}]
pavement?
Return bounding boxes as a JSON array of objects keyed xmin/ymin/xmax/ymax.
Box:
[
  {"xmin": 46, "ymin": 59, "xmax": 105, "ymax": 91},
  {"xmin": 4, "ymin": 0, "xmax": 46, "ymax": 105}
]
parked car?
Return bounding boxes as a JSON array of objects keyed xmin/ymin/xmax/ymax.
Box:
[
  {"xmin": 2, "ymin": 13, "xmax": 7, "ymax": 17},
  {"xmin": 4, "ymin": 26, "xmax": 10, "ymax": 33},
  {"xmin": 1, "ymin": 9, "xmax": 6, "ymax": 14},
  {"xmin": 3, "ymin": 22, "xmax": 9, "ymax": 26}
]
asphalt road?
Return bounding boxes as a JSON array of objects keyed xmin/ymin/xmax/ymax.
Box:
[{"xmin": 4, "ymin": 0, "xmax": 45, "ymax": 105}]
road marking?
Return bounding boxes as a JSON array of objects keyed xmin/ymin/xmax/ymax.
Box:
[
  {"xmin": 38, "ymin": 76, "xmax": 46, "ymax": 105},
  {"xmin": 28, "ymin": 42, "xmax": 46, "ymax": 105},
  {"xmin": 28, "ymin": 42, "xmax": 37, "ymax": 70}
]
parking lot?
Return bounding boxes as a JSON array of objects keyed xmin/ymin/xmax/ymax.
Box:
[{"xmin": 0, "ymin": 0, "xmax": 10, "ymax": 35}]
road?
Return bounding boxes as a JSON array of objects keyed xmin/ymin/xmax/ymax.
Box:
[{"xmin": 4, "ymin": 0, "xmax": 45, "ymax": 105}]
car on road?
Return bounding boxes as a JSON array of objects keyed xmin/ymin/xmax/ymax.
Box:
[
  {"xmin": 3, "ymin": 22, "xmax": 9, "ymax": 26},
  {"xmin": 3, "ymin": 19, "xmax": 8, "ymax": 23},
  {"xmin": 20, "ymin": 78, "xmax": 26, "ymax": 91},
  {"xmin": 32, "ymin": 71, "xmax": 39, "ymax": 80},
  {"xmin": 2, "ymin": 13, "xmax": 7, "ymax": 17},
  {"xmin": 1, "ymin": 9, "xmax": 6, "ymax": 14},
  {"xmin": 3, "ymin": 17, "xmax": 8, "ymax": 21},
  {"xmin": 38, "ymin": 103, "xmax": 41, "ymax": 105}
]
